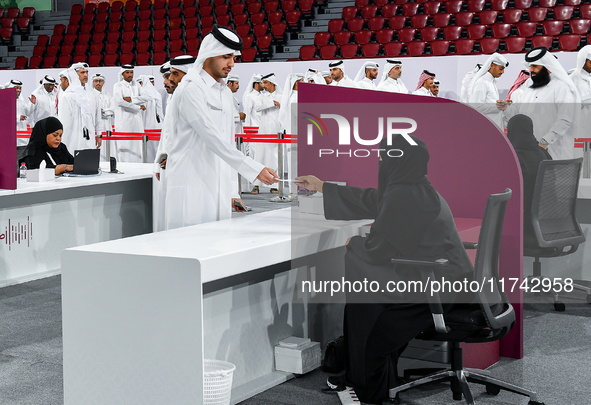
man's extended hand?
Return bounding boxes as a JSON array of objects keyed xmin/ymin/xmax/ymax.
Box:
[
  {"xmin": 19, "ymin": 115, "xmax": 27, "ymax": 121},
  {"xmin": 257, "ymin": 167, "xmax": 279, "ymax": 185},
  {"xmin": 273, "ymin": 101, "xmax": 281, "ymax": 108},
  {"xmin": 155, "ymin": 173, "xmax": 160, "ymax": 181},
  {"xmin": 239, "ymin": 112, "xmax": 246, "ymax": 121},
  {"xmin": 295, "ymin": 175, "xmax": 324, "ymax": 193},
  {"xmin": 123, "ymin": 96, "xmax": 132, "ymax": 102},
  {"xmin": 95, "ymin": 136, "xmax": 102, "ymax": 148},
  {"xmin": 232, "ymin": 198, "xmax": 246, "ymax": 212},
  {"xmin": 539, "ymin": 142, "xmax": 548, "ymax": 150},
  {"xmin": 140, "ymin": 105, "xmax": 146, "ymax": 111},
  {"xmin": 496, "ymin": 100, "xmax": 508, "ymax": 111},
  {"xmin": 160, "ymin": 159, "xmax": 167, "ymax": 169},
  {"xmin": 29, "ymin": 95, "xmax": 36, "ymax": 104}
]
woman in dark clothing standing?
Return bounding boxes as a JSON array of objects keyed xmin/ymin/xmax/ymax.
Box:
[
  {"xmin": 20, "ymin": 117, "xmax": 74, "ymax": 175},
  {"xmin": 507, "ymin": 114, "xmax": 552, "ymax": 244},
  {"xmin": 297, "ymin": 135, "xmax": 472, "ymax": 404}
]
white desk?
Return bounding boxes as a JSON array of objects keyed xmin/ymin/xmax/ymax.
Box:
[
  {"xmin": 61, "ymin": 208, "xmax": 367, "ymax": 405},
  {"xmin": 0, "ymin": 163, "xmax": 154, "ymax": 287}
]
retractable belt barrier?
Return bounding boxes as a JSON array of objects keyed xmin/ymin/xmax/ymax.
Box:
[
  {"xmin": 235, "ymin": 128, "xmax": 298, "ymax": 202},
  {"xmin": 101, "ymin": 129, "xmax": 161, "ymax": 163},
  {"xmin": 576, "ymin": 138, "xmax": 591, "ymax": 178}
]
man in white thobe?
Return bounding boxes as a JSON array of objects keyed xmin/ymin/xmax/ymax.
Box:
[
  {"xmin": 354, "ymin": 61, "xmax": 379, "ymax": 90},
  {"xmin": 502, "ymin": 46, "xmax": 581, "ymax": 160},
  {"xmin": 459, "ymin": 63, "xmax": 483, "ymax": 103},
  {"xmin": 227, "ymin": 74, "xmax": 245, "ymax": 135},
  {"xmin": 58, "ymin": 68, "xmax": 98, "ymax": 152},
  {"xmin": 8, "ymin": 80, "xmax": 34, "ymax": 146},
  {"xmin": 112, "ymin": 65, "xmax": 149, "ymax": 162},
  {"xmin": 149, "ymin": 75, "xmax": 164, "ymax": 122},
  {"xmin": 253, "ymin": 72, "xmax": 283, "ymax": 193},
  {"xmin": 412, "ymin": 70, "xmax": 436, "ymax": 96},
  {"xmin": 279, "ymin": 73, "xmax": 305, "ymax": 191},
  {"xmin": 92, "ymin": 73, "xmax": 116, "ymax": 161},
  {"xmin": 72, "ymin": 62, "xmax": 103, "ymax": 148},
  {"xmin": 161, "ymin": 26, "xmax": 277, "ymax": 229},
  {"xmin": 137, "ymin": 75, "xmax": 162, "ymax": 163},
  {"xmin": 242, "ymin": 73, "xmax": 263, "ymax": 128},
  {"xmin": 304, "ymin": 69, "xmax": 325, "ymax": 84},
  {"xmin": 569, "ymin": 45, "xmax": 591, "ymax": 141},
  {"xmin": 376, "ymin": 60, "xmax": 408, "ymax": 94},
  {"xmin": 506, "ymin": 70, "xmax": 531, "ymax": 103},
  {"xmin": 329, "ymin": 60, "xmax": 357, "ymax": 88},
  {"xmin": 29, "ymin": 75, "xmax": 58, "ymax": 125},
  {"xmin": 321, "ymin": 71, "xmax": 332, "ymax": 85},
  {"xmin": 467, "ymin": 53, "xmax": 509, "ymax": 129},
  {"xmin": 432, "ymin": 80, "xmax": 440, "ymax": 97}
]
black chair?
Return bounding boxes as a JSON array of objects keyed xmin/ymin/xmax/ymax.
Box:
[
  {"xmin": 523, "ymin": 158, "xmax": 589, "ymax": 311},
  {"xmin": 387, "ymin": 189, "xmax": 544, "ymax": 405}
]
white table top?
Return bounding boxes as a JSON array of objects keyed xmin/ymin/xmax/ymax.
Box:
[
  {"xmin": 66, "ymin": 208, "xmax": 368, "ymax": 284},
  {"xmin": 578, "ymin": 178, "xmax": 591, "ymax": 199},
  {"xmin": 0, "ymin": 163, "xmax": 154, "ymax": 197}
]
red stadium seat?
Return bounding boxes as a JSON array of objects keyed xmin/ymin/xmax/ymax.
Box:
[
  {"xmin": 491, "ymin": 22, "xmax": 511, "ymax": 38},
  {"xmin": 286, "ymin": 10, "xmax": 302, "ymax": 28},
  {"xmin": 110, "ymin": 11, "xmax": 123, "ymax": 21},
  {"xmin": 402, "ymin": 3, "xmax": 420, "ymax": 16},
  {"xmin": 153, "ymin": 40, "xmax": 167, "ymax": 52},
  {"xmin": 299, "ymin": 44, "xmax": 317, "ymax": 60},
  {"xmin": 430, "ymin": 40, "xmax": 450, "ymax": 55},
  {"xmin": 43, "ymin": 56, "xmax": 57, "ymax": 68},
  {"xmin": 248, "ymin": 1, "xmax": 263, "ymax": 14},
  {"xmin": 6, "ymin": 7, "xmax": 18, "ymax": 18},
  {"xmin": 443, "ymin": 25, "xmax": 463, "ymax": 40},
  {"xmin": 504, "ymin": 36, "xmax": 526, "ymax": 52},
  {"xmin": 136, "ymin": 41, "xmax": 150, "ymax": 53},
  {"xmin": 467, "ymin": 0, "xmax": 485, "ymax": 12},
  {"xmin": 184, "ymin": 17, "xmax": 199, "ymax": 28},
  {"xmin": 423, "ymin": 1, "xmax": 440, "ymax": 15},
  {"xmin": 479, "ymin": 10, "xmax": 498, "ymax": 25},
  {"xmin": 2, "ymin": 17, "xmax": 14, "ymax": 29},
  {"xmin": 72, "ymin": 55, "xmax": 88, "ymax": 64},
  {"xmin": 558, "ymin": 33, "xmax": 580, "ymax": 50},
  {"xmin": 80, "ymin": 24, "xmax": 93, "ymax": 35},
  {"xmin": 375, "ymin": 0, "xmax": 388, "ymax": 5},
  {"xmin": 125, "ymin": 0, "xmax": 138, "ymax": 11},
  {"xmin": 376, "ymin": 29, "xmax": 394, "ymax": 44},
  {"xmin": 329, "ymin": 19, "xmax": 344, "ymax": 33},
  {"xmin": 527, "ymin": 7, "xmax": 548, "ymax": 22},
  {"xmin": 253, "ymin": 23, "xmax": 268, "ymax": 36},
  {"xmin": 139, "ymin": 0, "xmax": 151, "ymax": 10},
  {"xmin": 265, "ymin": 1, "xmax": 280, "ymax": 13},
  {"xmin": 361, "ymin": 5, "xmax": 378, "ymax": 20},
  {"xmin": 516, "ymin": 21, "xmax": 537, "ymax": 37},
  {"xmin": 105, "ymin": 42, "xmax": 119, "ymax": 54},
  {"xmin": 169, "ymin": 27, "xmax": 183, "ymax": 40},
  {"xmin": 94, "ymin": 21, "xmax": 107, "ymax": 33},
  {"xmin": 445, "ymin": 0, "xmax": 463, "ymax": 14},
  {"xmin": 152, "ymin": 19, "xmax": 166, "ymax": 31},
  {"xmin": 334, "ymin": 30, "xmax": 351, "ymax": 45},
  {"xmin": 71, "ymin": 4, "xmax": 83, "ymax": 15},
  {"xmin": 15, "ymin": 17, "xmax": 30, "ymax": 33},
  {"xmin": 107, "ymin": 31, "xmax": 121, "ymax": 43},
  {"xmin": 455, "ymin": 39, "xmax": 474, "ymax": 54},
  {"xmin": 384, "ymin": 42, "xmax": 402, "ymax": 56},
  {"xmin": 389, "ymin": 16, "xmax": 407, "ymax": 30},
  {"xmin": 29, "ymin": 55, "xmax": 42, "ymax": 68},
  {"xmin": 340, "ymin": 43, "xmax": 359, "ymax": 58},
  {"xmin": 421, "ymin": 27, "xmax": 439, "ymax": 41},
  {"xmin": 125, "ymin": 10, "xmax": 138, "ymax": 21},
  {"xmin": 257, "ymin": 34, "xmax": 273, "ymax": 52},
  {"xmin": 320, "ymin": 43, "xmax": 337, "ymax": 59},
  {"xmin": 108, "ymin": 21, "xmax": 122, "ymax": 32},
  {"xmin": 368, "ymin": 16, "xmax": 385, "ymax": 31},
  {"xmin": 503, "ymin": 9, "xmax": 522, "ymax": 24},
  {"xmin": 58, "ymin": 55, "xmax": 72, "ymax": 68},
  {"xmin": 490, "ymin": 0, "xmax": 508, "ymax": 11},
  {"xmin": 271, "ymin": 21, "xmax": 287, "ymax": 39},
  {"xmin": 53, "ymin": 24, "xmax": 66, "ymax": 36},
  {"xmin": 347, "ymin": 17, "xmax": 364, "ymax": 32},
  {"xmin": 454, "ymin": 12, "xmax": 474, "ymax": 26},
  {"xmin": 542, "ymin": 20, "xmax": 563, "ymax": 36},
  {"xmin": 46, "ymin": 44, "xmax": 59, "ymax": 56},
  {"xmin": 234, "ymin": 13, "xmax": 249, "ymax": 25},
  {"xmin": 268, "ymin": 11, "xmax": 284, "ymax": 24},
  {"xmin": 514, "ymin": 0, "xmax": 532, "ymax": 8},
  {"xmin": 33, "ymin": 45, "xmax": 44, "ymax": 56},
  {"xmin": 236, "ymin": 24, "xmax": 251, "ymax": 37},
  {"xmin": 119, "ymin": 53, "xmax": 133, "ymax": 65},
  {"xmin": 231, "ymin": 3, "xmax": 245, "ymax": 14},
  {"xmin": 69, "ymin": 14, "xmax": 82, "ymax": 26},
  {"xmin": 90, "ymin": 43, "xmax": 104, "ymax": 54},
  {"xmin": 169, "ymin": 0, "xmax": 180, "ymax": 8},
  {"xmin": 480, "ymin": 37, "xmax": 500, "ymax": 53},
  {"xmin": 570, "ymin": 19, "xmax": 591, "ymax": 35},
  {"xmin": 169, "ymin": 38, "xmax": 183, "ymax": 52},
  {"xmin": 88, "ymin": 54, "xmax": 102, "ymax": 67},
  {"xmin": 151, "ymin": 52, "xmax": 166, "ymax": 65},
  {"xmin": 14, "ymin": 56, "xmax": 27, "ymax": 69},
  {"xmin": 103, "ymin": 54, "xmax": 118, "ymax": 66},
  {"xmin": 553, "ymin": 6, "xmax": 574, "ymax": 21},
  {"xmin": 123, "ymin": 20, "xmax": 136, "ymax": 31},
  {"xmin": 467, "ymin": 24, "xmax": 486, "ymax": 39},
  {"xmin": 355, "ymin": 0, "xmax": 370, "ymax": 8},
  {"xmin": 78, "ymin": 33, "xmax": 91, "ymax": 44},
  {"xmin": 251, "ymin": 12, "xmax": 266, "ymax": 25},
  {"xmin": 407, "ymin": 41, "xmax": 426, "ymax": 56},
  {"xmin": 49, "ymin": 34, "xmax": 62, "ymax": 46},
  {"xmin": 185, "ymin": 6, "xmax": 198, "ymax": 17},
  {"xmin": 411, "ymin": 14, "xmax": 429, "ymax": 29},
  {"xmin": 537, "ymin": 0, "xmax": 556, "ymax": 6},
  {"xmin": 564, "ymin": 0, "xmax": 581, "ymax": 5},
  {"xmin": 342, "ymin": 6, "xmax": 357, "ymax": 21},
  {"xmin": 580, "ymin": 4, "xmax": 591, "ymax": 19},
  {"xmin": 201, "ymin": 15, "xmax": 215, "ymax": 27},
  {"xmin": 66, "ymin": 24, "xmax": 78, "ymax": 35},
  {"xmin": 217, "ymin": 14, "xmax": 232, "ymax": 25},
  {"xmin": 201, "ymin": 5, "xmax": 214, "ymax": 16},
  {"xmin": 186, "ymin": 26, "xmax": 200, "ymax": 39},
  {"xmin": 122, "ymin": 31, "xmax": 135, "ymax": 42},
  {"xmin": 381, "ymin": 4, "xmax": 398, "ymax": 18},
  {"xmin": 169, "ymin": 17, "xmax": 182, "ymax": 29},
  {"xmin": 399, "ymin": 27, "xmax": 416, "ymax": 42},
  {"xmin": 299, "ymin": 0, "xmax": 314, "ymax": 17},
  {"xmin": 314, "ymin": 31, "xmax": 331, "ymax": 47},
  {"xmin": 153, "ymin": 9, "xmax": 166, "ymax": 20},
  {"xmin": 531, "ymin": 35, "xmax": 553, "ymax": 49},
  {"xmin": 355, "ymin": 29, "xmax": 372, "ymax": 44},
  {"xmin": 61, "ymin": 43, "xmax": 74, "ymax": 54},
  {"xmin": 361, "ymin": 42, "xmax": 380, "ymax": 57},
  {"xmin": 186, "ymin": 37, "xmax": 201, "ymax": 51},
  {"xmin": 433, "ymin": 13, "xmax": 451, "ymax": 27},
  {"xmin": 136, "ymin": 52, "xmax": 150, "ymax": 66},
  {"xmin": 241, "ymin": 47, "xmax": 258, "ymax": 62}
]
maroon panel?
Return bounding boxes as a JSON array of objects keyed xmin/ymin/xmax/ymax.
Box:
[{"xmin": 0, "ymin": 88, "xmax": 16, "ymax": 190}]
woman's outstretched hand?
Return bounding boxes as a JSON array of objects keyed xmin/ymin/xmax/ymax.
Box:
[{"xmin": 295, "ymin": 175, "xmax": 324, "ymax": 193}]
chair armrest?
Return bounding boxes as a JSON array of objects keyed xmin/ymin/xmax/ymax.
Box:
[
  {"xmin": 463, "ymin": 242, "xmax": 478, "ymax": 250},
  {"xmin": 390, "ymin": 257, "xmax": 450, "ymax": 334}
]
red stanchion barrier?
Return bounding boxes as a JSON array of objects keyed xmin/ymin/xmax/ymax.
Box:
[{"xmin": 575, "ymin": 138, "xmax": 591, "ymax": 148}]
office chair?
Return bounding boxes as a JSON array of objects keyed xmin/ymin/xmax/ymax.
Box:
[
  {"xmin": 387, "ymin": 189, "xmax": 544, "ymax": 405},
  {"xmin": 524, "ymin": 158, "xmax": 589, "ymax": 311}
]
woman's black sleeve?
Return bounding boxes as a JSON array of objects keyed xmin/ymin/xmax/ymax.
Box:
[{"xmin": 322, "ymin": 182, "xmax": 378, "ymax": 221}]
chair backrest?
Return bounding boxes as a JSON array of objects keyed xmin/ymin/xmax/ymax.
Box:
[
  {"xmin": 530, "ymin": 158, "xmax": 585, "ymax": 250},
  {"xmin": 472, "ymin": 188, "xmax": 515, "ymax": 333}
]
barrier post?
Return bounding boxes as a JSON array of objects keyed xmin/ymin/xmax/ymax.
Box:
[
  {"xmin": 142, "ymin": 134, "xmax": 148, "ymax": 163},
  {"xmin": 584, "ymin": 141, "xmax": 590, "ymax": 179},
  {"xmin": 236, "ymin": 135, "xmax": 243, "ymax": 196},
  {"xmin": 270, "ymin": 131, "xmax": 292, "ymax": 203},
  {"xmin": 105, "ymin": 130, "xmax": 111, "ymax": 160}
]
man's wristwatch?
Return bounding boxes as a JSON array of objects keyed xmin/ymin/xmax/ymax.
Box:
[
  {"xmin": 539, "ymin": 138, "xmax": 549, "ymax": 146},
  {"xmin": 63, "ymin": 164, "xmax": 68, "ymax": 172}
]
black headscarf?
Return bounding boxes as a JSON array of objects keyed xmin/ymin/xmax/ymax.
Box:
[
  {"xmin": 507, "ymin": 114, "xmax": 552, "ymax": 177},
  {"xmin": 372, "ymin": 135, "xmax": 441, "ymax": 256},
  {"xmin": 21, "ymin": 117, "xmax": 73, "ymax": 169}
]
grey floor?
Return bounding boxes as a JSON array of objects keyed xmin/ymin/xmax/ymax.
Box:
[{"xmin": 1, "ymin": 194, "xmax": 590, "ymax": 405}]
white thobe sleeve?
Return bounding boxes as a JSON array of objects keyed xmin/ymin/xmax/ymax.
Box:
[
  {"xmin": 102, "ymin": 93, "xmax": 115, "ymax": 117},
  {"xmin": 581, "ymin": 93, "xmax": 591, "ymax": 105},
  {"xmin": 255, "ymin": 93, "xmax": 277, "ymax": 112},
  {"xmin": 113, "ymin": 85, "xmax": 141, "ymax": 113},
  {"xmin": 242, "ymin": 94, "xmax": 252, "ymax": 125},
  {"xmin": 180, "ymin": 88, "xmax": 265, "ymax": 182},
  {"xmin": 541, "ymin": 87, "xmax": 576, "ymax": 145},
  {"xmin": 468, "ymin": 81, "xmax": 500, "ymax": 115}
]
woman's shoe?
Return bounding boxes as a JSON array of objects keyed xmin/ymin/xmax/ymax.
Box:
[{"xmin": 321, "ymin": 375, "xmax": 348, "ymax": 394}]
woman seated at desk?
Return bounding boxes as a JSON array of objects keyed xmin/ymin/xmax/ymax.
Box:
[
  {"xmin": 506, "ymin": 114, "xmax": 552, "ymax": 244},
  {"xmin": 20, "ymin": 117, "xmax": 74, "ymax": 175},
  {"xmin": 297, "ymin": 135, "xmax": 472, "ymax": 405}
]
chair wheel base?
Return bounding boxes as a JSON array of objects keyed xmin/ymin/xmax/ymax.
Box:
[
  {"xmin": 554, "ymin": 302, "xmax": 565, "ymax": 312},
  {"xmin": 485, "ymin": 383, "xmax": 501, "ymax": 395}
]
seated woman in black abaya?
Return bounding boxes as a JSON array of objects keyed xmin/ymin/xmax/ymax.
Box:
[
  {"xmin": 20, "ymin": 117, "xmax": 74, "ymax": 175},
  {"xmin": 506, "ymin": 114, "xmax": 552, "ymax": 246},
  {"xmin": 297, "ymin": 135, "xmax": 472, "ymax": 405}
]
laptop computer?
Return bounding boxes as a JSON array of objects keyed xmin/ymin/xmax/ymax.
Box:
[{"xmin": 72, "ymin": 149, "xmax": 100, "ymax": 175}]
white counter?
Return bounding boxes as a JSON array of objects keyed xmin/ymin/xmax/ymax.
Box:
[{"xmin": 62, "ymin": 208, "xmax": 367, "ymax": 405}]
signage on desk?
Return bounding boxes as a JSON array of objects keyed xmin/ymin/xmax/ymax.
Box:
[{"xmin": 1, "ymin": 217, "xmax": 34, "ymax": 251}]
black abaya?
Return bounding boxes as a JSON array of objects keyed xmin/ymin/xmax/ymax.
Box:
[{"xmin": 20, "ymin": 117, "xmax": 73, "ymax": 170}]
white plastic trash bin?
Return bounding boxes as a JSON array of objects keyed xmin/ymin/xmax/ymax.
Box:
[{"xmin": 203, "ymin": 359, "xmax": 236, "ymax": 405}]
